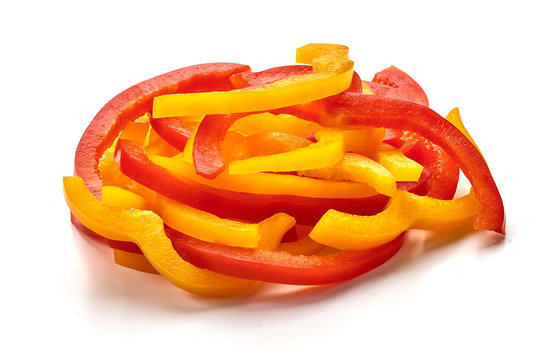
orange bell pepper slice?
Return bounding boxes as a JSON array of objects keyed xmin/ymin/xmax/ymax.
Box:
[
  {"xmin": 63, "ymin": 176, "xmax": 255, "ymax": 297},
  {"xmin": 152, "ymin": 44, "xmax": 354, "ymax": 117}
]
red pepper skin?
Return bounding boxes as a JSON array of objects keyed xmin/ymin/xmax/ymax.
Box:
[
  {"xmin": 371, "ymin": 65, "xmax": 429, "ymax": 106},
  {"xmin": 149, "ymin": 116, "xmax": 193, "ymax": 151},
  {"xmin": 193, "ymin": 114, "xmax": 235, "ymax": 179},
  {"xmin": 71, "ymin": 63, "xmax": 251, "ymax": 251},
  {"xmin": 398, "ymin": 134, "xmax": 460, "ymax": 200},
  {"xmin": 231, "ymin": 64, "xmax": 363, "ymax": 93},
  {"xmin": 169, "ymin": 228, "xmax": 404, "ymax": 285},
  {"xmin": 74, "ymin": 63, "xmax": 251, "ymax": 199},
  {"xmin": 309, "ymin": 93, "xmax": 505, "ymax": 234},
  {"xmin": 115, "ymin": 139, "xmax": 389, "ymax": 225}
]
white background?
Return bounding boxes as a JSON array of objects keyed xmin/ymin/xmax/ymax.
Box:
[{"xmin": 2, "ymin": 1, "xmax": 537, "ymax": 359}]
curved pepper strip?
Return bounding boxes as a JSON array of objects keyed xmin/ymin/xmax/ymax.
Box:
[
  {"xmin": 309, "ymin": 189, "xmax": 480, "ymax": 250},
  {"xmin": 298, "ymin": 153, "xmax": 397, "ymax": 197},
  {"xmin": 169, "ymin": 227, "xmax": 404, "ymax": 285},
  {"xmin": 74, "ymin": 62, "xmax": 250, "ymax": 199},
  {"xmin": 374, "ymin": 143, "xmax": 424, "ymax": 182},
  {"xmin": 282, "ymin": 93, "xmax": 504, "ymax": 234},
  {"xmin": 227, "ymin": 130, "xmax": 345, "ymax": 175},
  {"xmin": 63, "ymin": 176, "xmax": 255, "ymax": 297},
  {"xmin": 152, "ymin": 44, "xmax": 354, "ymax": 117},
  {"xmin": 150, "ymin": 154, "xmax": 377, "ymax": 199},
  {"xmin": 115, "ymin": 139, "xmax": 388, "ymax": 225},
  {"xmin": 102, "ymin": 184, "xmax": 296, "ymax": 249},
  {"xmin": 370, "ymin": 65, "xmax": 429, "ymax": 106}
]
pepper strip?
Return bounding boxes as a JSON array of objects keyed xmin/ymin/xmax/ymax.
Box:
[
  {"xmin": 74, "ymin": 62, "xmax": 250, "ymax": 198},
  {"xmin": 102, "ymin": 184, "xmax": 296, "ymax": 249},
  {"xmin": 115, "ymin": 139, "xmax": 388, "ymax": 224},
  {"xmin": 63, "ymin": 176, "xmax": 255, "ymax": 297},
  {"xmin": 227, "ymin": 130, "xmax": 345, "ymax": 175},
  {"xmin": 150, "ymin": 154, "xmax": 378, "ymax": 198},
  {"xmin": 152, "ymin": 44, "xmax": 353, "ymax": 117},
  {"xmin": 170, "ymin": 228, "xmax": 404, "ymax": 285},
  {"xmin": 309, "ymin": 189, "xmax": 480, "ymax": 250},
  {"xmin": 294, "ymin": 93, "xmax": 504, "ymax": 234}
]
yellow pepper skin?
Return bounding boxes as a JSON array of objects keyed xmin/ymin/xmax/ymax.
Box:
[
  {"xmin": 411, "ymin": 190, "xmax": 479, "ymax": 231},
  {"xmin": 150, "ymin": 154, "xmax": 377, "ymax": 199},
  {"xmin": 156, "ymin": 194, "xmax": 295, "ymax": 250},
  {"xmin": 374, "ymin": 143, "xmax": 424, "ymax": 182},
  {"xmin": 113, "ymin": 249, "xmax": 159, "ymax": 274},
  {"xmin": 227, "ymin": 130, "xmax": 345, "ymax": 175},
  {"xmin": 63, "ymin": 176, "xmax": 255, "ymax": 297},
  {"xmin": 298, "ymin": 152, "xmax": 397, "ymax": 197},
  {"xmin": 152, "ymin": 44, "xmax": 353, "ymax": 117},
  {"xmin": 309, "ymin": 189, "xmax": 479, "ymax": 250},
  {"xmin": 229, "ymin": 113, "xmax": 321, "ymax": 138},
  {"xmin": 309, "ymin": 190, "xmax": 420, "ymax": 250}
]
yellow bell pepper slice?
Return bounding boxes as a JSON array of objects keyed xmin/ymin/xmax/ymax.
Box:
[
  {"xmin": 227, "ymin": 130, "xmax": 345, "ymax": 175},
  {"xmin": 309, "ymin": 189, "xmax": 480, "ymax": 250},
  {"xmin": 150, "ymin": 154, "xmax": 377, "ymax": 198},
  {"xmin": 113, "ymin": 249, "xmax": 159, "ymax": 274},
  {"xmin": 156, "ymin": 194, "xmax": 295, "ymax": 250},
  {"xmin": 309, "ymin": 190, "xmax": 421, "ymax": 250},
  {"xmin": 411, "ymin": 190, "xmax": 479, "ymax": 231},
  {"xmin": 152, "ymin": 44, "xmax": 354, "ymax": 117},
  {"xmin": 298, "ymin": 152, "xmax": 397, "ymax": 196},
  {"xmin": 445, "ymin": 107, "xmax": 483, "ymax": 156},
  {"xmin": 229, "ymin": 113, "xmax": 321, "ymax": 137},
  {"xmin": 374, "ymin": 143, "xmax": 424, "ymax": 181},
  {"xmin": 63, "ymin": 176, "xmax": 255, "ymax": 297}
]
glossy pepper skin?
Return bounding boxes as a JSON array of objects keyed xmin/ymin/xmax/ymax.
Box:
[
  {"xmin": 115, "ymin": 139, "xmax": 389, "ymax": 225},
  {"xmin": 71, "ymin": 63, "xmax": 252, "ymax": 243},
  {"xmin": 288, "ymin": 93, "xmax": 504, "ymax": 234},
  {"xmin": 169, "ymin": 228, "xmax": 405, "ymax": 285},
  {"xmin": 74, "ymin": 62, "xmax": 251, "ymax": 198}
]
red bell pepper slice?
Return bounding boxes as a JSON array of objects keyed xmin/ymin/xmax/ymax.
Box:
[
  {"xmin": 74, "ymin": 62, "xmax": 251, "ymax": 198},
  {"xmin": 71, "ymin": 63, "xmax": 251, "ymax": 247},
  {"xmin": 299, "ymin": 93, "xmax": 505, "ymax": 234},
  {"xmin": 397, "ymin": 133, "xmax": 460, "ymax": 200},
  {"xmin": 149, "ymin": 116, "xmax": 194, "ymax": 152},
  {"xmin": 370, "ymin": 65, "xmax": 429, "ymax": 106},
  {"xmin": 114, "ymin": 139, "xmax": 388, "ymax": 225},
  {"xmin": 169, "ymin": 227, "xmax": 404, "ymax": 285},
  {"xmin": 230, "ymin": 64, "xmax": 363, "ymax": 93}
]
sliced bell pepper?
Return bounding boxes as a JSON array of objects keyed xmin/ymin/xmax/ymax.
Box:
[
  {"xmin": 152, "ymin": 44, "xmax": 354, "ymax": 117},
  {"xmin": 101, "ymin": 184, "xmax": 296, "ymax": 249},
  {"xmin": 150, "ymin": 153, "xmax": 378, "ymax": 199},
  {"xmin": 298, "ymin": 153, "xmax": 397, "ymax": 197},
  {"xmin": 281, "ymin": 93, "xmax": 504, "ymax": 234},
  {"xmin": 74, "ymin": 62, "xmax": 250, "ymax": 199},
  {"xmin": 309, "ymin": 189, "xmax": 480, "ymax": 250},
  {"xmin": 115, "ymin": 139, "xmax": 388, "ymax": 225},
  {"xmin": 169, "ymin": 227, "xmax": 404, "ymax": 285},
  {"xmin": 63, "ymin": 176, "xmax": 255, "ymax": 297},
  {"xmin": 227, "ymin": 130, "xmax": 345, "ymax": 175},
  {"xmin": 371, "ymin": 65, "xmax": 429, "ymax": 106}
]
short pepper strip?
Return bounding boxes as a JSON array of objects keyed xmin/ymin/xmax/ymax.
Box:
[{"xmin": 63, "ymin": 176, "xmax": 255, "ymax": 297}]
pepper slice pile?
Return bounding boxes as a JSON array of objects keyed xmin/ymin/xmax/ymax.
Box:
[{"xmin": 64, "ymin": 43, "xmax": 504, "ymax": 297}]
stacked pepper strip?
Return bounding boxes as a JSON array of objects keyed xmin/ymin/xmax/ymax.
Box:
[{"xmin": 64, "ymin": 43, "xmax": 505, "ymax": 297}]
